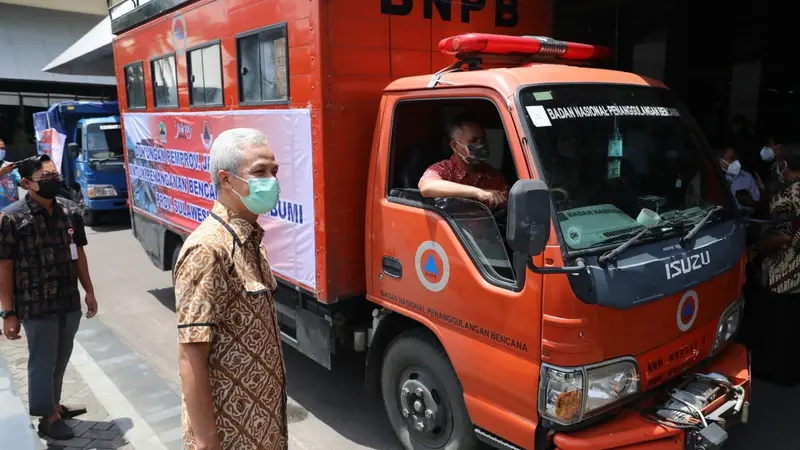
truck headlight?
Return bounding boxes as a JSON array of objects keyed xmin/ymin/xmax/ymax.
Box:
[
  {"xmin": 88, "ymin": 184, "xmax": 118, "ymax": 198},
  {"xmin": 712, "ymin": 297, "xmax": 744, "ymax": 354},
  {"xmin": 539, "ymin": 358, "xmax": 640, "ymax": 426}
]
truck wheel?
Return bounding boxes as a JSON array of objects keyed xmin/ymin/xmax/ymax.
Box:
[
  {"xmin": 82, "ymin": 208, "xmax": 96, "ymax": 227},
  {"xmin": 170, "ymin": 240, "xmax": 183, "ymax": 285},
  {"xmin": 381, "ymin": 330, "xmax": 480, "ymax": 450}
]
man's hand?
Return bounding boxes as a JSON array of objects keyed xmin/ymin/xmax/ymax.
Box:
[
  {"xmin": 476, "ymin": 189, "xmax": 506, "ymax": 209},
  {"xmin": 755, "ymin": 173, "xmax": 765, "ymax": 192},
  {"xmin": 0, "ymin": 162, "xmax": 16, "ymax": 178},
  {"xmin": 84, "ymin": 292, "xmax": 98, "ymax": 319},
  {"xmin": 195, "ymin": 432, "xmax": 223, "ymax": 450},
  {"xmin": 2, "ymin": 317, "xmax": 21, "ymax": 340}
]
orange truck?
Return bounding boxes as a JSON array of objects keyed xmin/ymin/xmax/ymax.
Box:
[{"xmin": 109, "ymin": 0, "xmax": 751, "ymax": 448}]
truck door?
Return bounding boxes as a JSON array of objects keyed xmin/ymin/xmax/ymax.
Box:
[
  {"xmin": 369, "ymin": 90, "xmax": 544, "ymax": 445},
  {"xmin": 71, "ymin": 125, "xmax": 85, "ymax": 196}
]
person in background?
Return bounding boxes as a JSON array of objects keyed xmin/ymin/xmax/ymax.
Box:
[
  {"xmin": 0, "ymin": 154, "xmax": 98, "ymax": 439},
  {"xmin": 175, "ymin": 128, "xmax": 287, "ymax": 450},
  {"xmin": 0, "ymin": 138, "xmax": 22, "ymax": 209},
  {"xmin": 760, "ymin": 141, "xmax": 785, "ymax": 198},
  {"xmin": 418, "ymin": 116, "xmax": 508, "ymax": 209},
  {"xmin": 717, "ymin": 145, "xmax": 762, "ymax": 210},
  {"xmin": 754, "ymin": 144, "xmax": 800, "ymax": 386},
  {"xmin": 727, "ymin": 115, "xmax": 760, "ymax": 176}
]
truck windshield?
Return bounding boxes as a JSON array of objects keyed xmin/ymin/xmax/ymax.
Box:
[
  {"xmin": 86, "ymin": 124, "xmax": 123, "ymax": 160},
  {"xmin": 519, "ymin": 84, "xmax": 733, "ymax": 252}
]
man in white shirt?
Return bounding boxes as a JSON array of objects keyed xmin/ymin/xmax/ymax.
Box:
[{"xmin": 718, "ymin": 145, "xmax": 762, "ymax": 209}]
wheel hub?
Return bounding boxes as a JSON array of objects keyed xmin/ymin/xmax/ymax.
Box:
[{"xmin": 399, "ymin": 378, "xmax": 443, "ymax": 439}]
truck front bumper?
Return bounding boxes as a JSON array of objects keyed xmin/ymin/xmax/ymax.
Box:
[
  {"xmin": 553, "ymin": 343, "xmax": 750, "ymax": 450},
  {"xmin": 86, "ymin": 197, "xmax": 128, "ymax": 211}
]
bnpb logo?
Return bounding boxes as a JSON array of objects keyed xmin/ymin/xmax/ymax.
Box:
[
  {"xmin": 676, "ymin": 290, "xmax": 699, "ymax": 332},
  {"xmin": 201, "ymin": 121, "xmax": 213, "ymax": 150},
  {"xmin": 171, "ymin": 14, "xmax": 188, "ymax": 55},
  {"xmin": 415, "ymin": 241, "xmax": 450, "ymax": 292}
]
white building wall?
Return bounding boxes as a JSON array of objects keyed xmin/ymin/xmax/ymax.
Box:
[{"xmin": 0, "ymin": 3, "xmax": 115, "ymax": 85}]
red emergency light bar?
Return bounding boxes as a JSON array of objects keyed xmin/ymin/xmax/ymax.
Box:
[{"xmin": 438, "ymin": 33, "xmax": 611, "ymax": 61}]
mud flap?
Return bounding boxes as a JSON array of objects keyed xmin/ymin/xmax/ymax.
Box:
[{"xmin": 296, "ymin": 308, "xmax": 333, "ymax": 369}]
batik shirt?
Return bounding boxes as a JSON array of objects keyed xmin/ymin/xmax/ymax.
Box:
[
  {"xmin": 761, "ymin": 181, "xmax": 800, "ymax": 293},
  {"xmin": 175, "ymin": 202, "xmax": 287, "ymax": 450},
  {"xmin": 0, "ymin": 195, "xmax": 86, "ymax": 319}
]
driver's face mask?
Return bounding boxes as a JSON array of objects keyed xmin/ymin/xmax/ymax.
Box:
[
  {"xmin": 761, "ymin": 146, "xmax": 775, "ymax": 162},
  {"xmin": 720, "ymin": 158, "xmax": 741, "ymax": 178},
  {"xmin": 455, "ymin": 139, "xmax": 489, "ymax": 165}
]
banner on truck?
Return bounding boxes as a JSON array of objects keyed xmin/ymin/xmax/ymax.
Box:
[{"xmin": 123, "ymin": 109, "xmax": 317, "ymax": 289}]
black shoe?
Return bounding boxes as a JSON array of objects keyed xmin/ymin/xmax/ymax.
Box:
[
  {"xmin": 59, "ymin": 404, "xmax": 88, "ymax": 419},
  {"xmin": 38, "ymin": 418, "xmax": 74, "ymax": 440}
]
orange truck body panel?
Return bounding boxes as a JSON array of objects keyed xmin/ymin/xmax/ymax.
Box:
[
  {"xmin": 112, "ymin": 0, "xmax": 551, "ymax": 302},
  {"xmin": 112, "ymin": 1, "xmax": 750, "ymax": 449}
]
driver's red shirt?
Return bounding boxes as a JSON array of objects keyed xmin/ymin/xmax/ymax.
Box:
[{"xmin": 421, "ymin": 155, "xmax": 509, "ymax": 193}]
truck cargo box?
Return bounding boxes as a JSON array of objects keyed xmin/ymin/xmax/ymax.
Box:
[{"xmin": 111, "ymin": 0, "xmax": 550, "ymax": 303}]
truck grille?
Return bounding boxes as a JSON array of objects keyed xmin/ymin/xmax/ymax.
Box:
[{"xmin": 643, "ymin": 337, "xmax": 706, "ymax": 389}]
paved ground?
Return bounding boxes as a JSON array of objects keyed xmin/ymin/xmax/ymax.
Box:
[
  {"xmin": 1, "ymin": 209, "xmax": 800, "ymax": 449},
  {"xmin": 1, "ymin": 335, "xmax": 137, "ymax": 450},
  {"xmin": 23, "ymin": 212, "xmax": 400, "ymax": 450}
]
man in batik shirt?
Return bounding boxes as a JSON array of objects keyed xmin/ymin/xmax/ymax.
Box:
[{"xmin": 175, "ymin": 128, "xmax": 287, "ymax": 450}]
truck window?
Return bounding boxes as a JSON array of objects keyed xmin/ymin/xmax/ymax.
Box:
[
  {"xmin": 188, "ymin": 43, "xmax": 223, "ymax": 107},
  {"xmin": 151, "ymin": 54, "xmax": 178, "ymax": 108},
  {"xmin": 86, "ymin": 124, "xmax": 124, "ymax": 160},
  {"xmin": 236, "ymin": 23, "xmax": 289, "ymax": 104},
  {"xmin": 124, "ymin": 62, "xmax": 146, "ymax": 109},
  {"xmin": 388, "ymin": 98, "xmax": 519, "ymax": 286},
  {"xmin": 518, "ymin": 84, "xmax": 733, "ymax": 253}
]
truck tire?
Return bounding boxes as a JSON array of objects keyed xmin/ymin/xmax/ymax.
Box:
[
  {"xmin": 170, "ymin": 239, "xmax": 183, "ymax": 286},
  {"xmin": 82, "ymin": 208, "xmax": 96, "ymax": 227},
  {"xmin": 381, "ymin": 330, "xmax": 480, "ymax": 450}
]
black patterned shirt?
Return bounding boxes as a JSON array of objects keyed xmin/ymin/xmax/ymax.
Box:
[{"xmin": 0, "ymin": 194, "xmax": 87, "ymax": 319}]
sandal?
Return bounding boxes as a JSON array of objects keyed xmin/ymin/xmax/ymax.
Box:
[{"xmin": 38, "ymin": 418, "xmax": 74, "ymax": 440}]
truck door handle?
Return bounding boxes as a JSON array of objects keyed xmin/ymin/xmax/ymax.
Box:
[{"xmin": 382, "ymin": 256, "xmax": 402, "ymax": 279}]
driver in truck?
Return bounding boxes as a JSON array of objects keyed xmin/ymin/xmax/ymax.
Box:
[{"xmin": 418, "ymin": 116, "xmax": 509, "ymax": 209}]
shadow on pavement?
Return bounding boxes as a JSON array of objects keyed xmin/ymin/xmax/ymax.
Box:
[
  {"xmin": 149, "ymin": 287, "xmax": 176, "ymax": 312},
  {"xmin": 283, "ymin": 347, "xmax": 402, "ymax": 450},
  {"xmin": 149, "ymin": 286, "xmax": 399, "ymax": 447},
  {"xmin": 42, "ymin": 418, "xmax": 133, "ymax": 449},
  {"xmin": 727, "ymin": 378, "xmax": 800, "ymax": 449},
  {"xmin": 86, "ymin": 211, "xmax": 131, "ymax": 234}
]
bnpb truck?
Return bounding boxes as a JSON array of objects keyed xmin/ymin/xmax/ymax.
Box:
[{"xmin": 109, "ymin": 0, "xmax": 750, "ymax": 449}]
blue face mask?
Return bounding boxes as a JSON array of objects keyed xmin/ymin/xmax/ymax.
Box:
[
  {"xmin": 231, "ymin": 173, "xmax": 280, "ymax": 215},
  {"xmin": 0, "ymin": 149, "xmax": 6, "ymax": 161}
]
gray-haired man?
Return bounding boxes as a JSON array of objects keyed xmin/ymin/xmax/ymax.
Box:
[{"xmin": 174, "ymin": 128, "xmax": 288, "ymax": 450}]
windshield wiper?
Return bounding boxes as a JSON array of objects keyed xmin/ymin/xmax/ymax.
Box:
[
  {"xmin": 598, "ymin": 227, "xmax": 650, "ymax": 265},
  {"xmin": 92, "ymin": 156, "xmax": 124, "ymax": 164},
  {"xmin": 679, "ymin": 206, "xmax": 724, "ymax": 246}
]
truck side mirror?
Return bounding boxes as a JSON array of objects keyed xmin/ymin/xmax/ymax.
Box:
[
  {"xmin": 68, "ymin": 143, "xmax": 80, "ymax": 159},
  {"xmin": 505, "ymin": 179, "xmax": 552, "ymax": 256}
]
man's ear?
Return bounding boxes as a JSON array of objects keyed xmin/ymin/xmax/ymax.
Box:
[{"xmin": 217, "ymin": 170, "xmax": 231, "ymax": 190}]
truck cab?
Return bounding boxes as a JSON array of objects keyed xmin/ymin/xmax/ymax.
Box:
[
  {"xmin": 365, "ymin": 34, "xmax": 750, "ymax": 449},
  {"xmin": 68, "ymin": 117, "xmax": 128, "ymax": 225}
]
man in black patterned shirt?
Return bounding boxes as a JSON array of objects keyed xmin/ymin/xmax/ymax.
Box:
[{"xmin": 0, "ymin": 155, "xmax": 98, "ymax": 440}]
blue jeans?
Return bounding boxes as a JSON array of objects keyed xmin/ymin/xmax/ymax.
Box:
[{"xmin": 21, "ymin": 310, "xmax": 82, "ymax": 417}]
